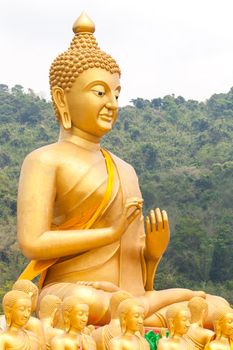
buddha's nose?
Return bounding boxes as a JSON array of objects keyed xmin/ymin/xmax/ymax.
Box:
[{"xmin": 105, "ymin": 101, "xmax": 117, "ymax": 110}]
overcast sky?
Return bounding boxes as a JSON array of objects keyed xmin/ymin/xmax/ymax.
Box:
[{"xmin": 0, "ymin": 0, "xmax": 233, "ymax": 106}]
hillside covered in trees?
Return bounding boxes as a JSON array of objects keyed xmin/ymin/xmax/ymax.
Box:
[{"xmin": 0, "ymin": 83, "xmax": 233, "ymax": 307}]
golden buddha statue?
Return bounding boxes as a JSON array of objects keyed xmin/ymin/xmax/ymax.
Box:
[
  {"xmin": 0, "ymin": 280, "xmax": 45, "ymax": 348},
  {"xmin": 184, "ymin": 297, "xmax": 215, "ymax": 350},
  {"xmin": 92, "ymin": 291, "xmax": 133, "ymax": 349},
  {"xmin": 108, "ymin": 298, "xmax": 149, "ymax": 350},
  {"xmin": 38, "ymin": 295, "xmax": 64, "ymax": 350},
  {"xmin": 157, "ymin": 305, "xmax": 191, "ymax": 350},
  {"xmin": 12, "ymin": 280, "xmax": 45, "ymax": 349},
  {"xmin": 0, "ymin": 290, "xmax": 40, "ymax": 350},
  {"xmin": 204, "ymin": 308, "xmax": 233, "ymax": 350},
  {"xmin": 17, "ymin": 12, "xmax": 229, "ymax": 328},
  {"xmin": 51, "ymin": 296, "xmax": 96, "ymax": 350}
]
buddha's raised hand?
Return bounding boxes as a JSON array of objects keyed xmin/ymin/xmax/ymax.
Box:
[
  {"xmin": 111, "ymin": 197, "xmax": 143, "ymax": 241},
  {"xmin": 145, "ymin": 208, "xmax": 170, "ymax": 261}
]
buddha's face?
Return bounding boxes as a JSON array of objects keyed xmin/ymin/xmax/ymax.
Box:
[
  {"xmin": 64, "ymin": 68, "xmax": 121, "ymax": 138},
  {"xmin": 69, "ymin": 304, "xmax": 89, "ymax": 331},
  {"xmin": 173, "ymin": 309, "xmax": 191, "ymax": 335},
  {"xmin": 10, "ymin": 298, "xmax": 31, "ymax": 328},
  {"xmin": 124, "ymin": 305, "xmax": 145, "ymax": 333},
  {"xmin": 220, "ymin": 312, "xmax": 233, "ymax": 337}
]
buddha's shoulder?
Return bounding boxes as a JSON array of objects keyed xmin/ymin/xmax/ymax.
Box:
[
  {"xmin": 205, "ymin": 340, "xmax": 226, "ymax": 350},
  {"xmin": 157, "ymin": 338, "xmax": 176, "ymax": 350},
  {"xmin": 51, "ymin": 333, "xmax": 67, "ymax": 344},
  {"xmin": 23, "ymin": 142, "xmax": 71, "ymax": 166},
  {"xmin": 28, "ymin": 315, "xmax": 41, "ymax": 324},
  {"xmin": 108, "ymin": 335, "xmax": 121, "ymax": 348},
  {"xmin": 110, "ymin": 152, "xmax": 137, "ymax": 175}
]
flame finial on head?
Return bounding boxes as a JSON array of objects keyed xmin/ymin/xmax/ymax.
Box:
[{"xmin": 72, "ymin": 11, "xmax": 95, "ymax": 34}]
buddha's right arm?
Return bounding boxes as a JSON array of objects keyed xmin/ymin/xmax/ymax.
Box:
[{"xmin": 17, "ymin": 154, "xmax": 140, "ymax": 260}]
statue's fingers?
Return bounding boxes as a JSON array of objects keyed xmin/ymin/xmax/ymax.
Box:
[
  {"xmin": 145, "ymin": 216, "xmax": 151, "ymax": 234},
  {"xmin": 155, "ymin": 208, "xmax": 163, "ymax": 231},
  {"xmin": 126, "ymin": 197, "xmax": 143, "ymax": 205},
  {"xmin": 150, "ymin": 209, "xmax": 156, "ymax": 230},
  {"xmin": 125, "ymin": 199, "xmax": 142, "ymax": 209},
  {"xmin": 125, "ymin": 200, "xmax": 141, "ymax": 209},
  {"xmin": 162, "ymin": 210, "xmax": 169, "ymax": 232}
]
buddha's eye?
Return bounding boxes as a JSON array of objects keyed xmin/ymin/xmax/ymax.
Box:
[
  {"xmin": 91, "ymin": 86, "xmax": 106, "ymax": 97},
  {"xmin": 115, "ymin": 95, "xmax": 119, "ymax": 101}
]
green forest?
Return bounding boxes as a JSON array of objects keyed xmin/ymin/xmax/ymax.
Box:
[{"xmin": 0, "ymin": 83, "xmax": 233, "ymax": 308}]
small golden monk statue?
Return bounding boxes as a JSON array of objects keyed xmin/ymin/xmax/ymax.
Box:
[
  {"xmin": 38, "ymin": 295, "xmax": 64, "ymax": 350},
  {"xmin": 184, "ymin": 297, "xmax": 215, "ymax": 350},
  {"xmin": 17, "ymin": 11, "xmax": 229, "ymax": 328},
  {"xmin": 51, "ymin": 296, "xmax": 96, "ymax": 350},
  {"xmin": 0, "ymin": 290, "xmax": 40, "ymax": 350},
  {"xmin": 157, "ymin": 304, "xmax": 191, "ymax": 350},
  {"xmin": 12, "ymin": 280, "xmax": 45, "ymax": 348},
  {"xmin": 92, "ymin": 291, "xmax": 132, "ymax": 349},
  {"xmin": 0, "ymin": 280, "xmax": 45, "ymax": 348},
  {"xmin": 108, "ymin": 298, "xmax": 150, "ymax": 350},
  {"xmin": 204, "ymin": 308, "xmax": 233, "ymax": 350}
]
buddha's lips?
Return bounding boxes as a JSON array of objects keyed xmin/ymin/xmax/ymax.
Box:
[{"xmin": 99, "ymin": 114, "xmax": 113, "ymax": 122}]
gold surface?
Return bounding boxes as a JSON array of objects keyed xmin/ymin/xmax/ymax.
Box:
[
  {"xmin": 51, "ymin": 297, "xmax": 96, "ymax": 350},
  {"xmin": 0, "ymin": 290, "xmax": 40, "ymax": 350},
  {"xmin": 39, "ymin": 295, "xmax": 64, "ymax": 350},
  {"xmin": 157, "ymin": 305, "xmax": 191, "ymax": 350},
  {"xmin": 184, "ymin": 297, "xmax": 215, "ymax": 349},
  {"xmin": 205, "ymin": 308, "xmax": 233, "ymax": 350},
  {"xmin": 109, "ymin": 299, "xmax": 150, "ymax": 350},
  {"xmin": 16, "ymin": 12, "xmax": 229, "ymax": 332}
]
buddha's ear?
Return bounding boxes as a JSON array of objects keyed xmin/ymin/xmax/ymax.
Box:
[
  {"xmin": 168, "ymin": 318, "xmax": 175, "ymax": 336},
  {"xmin": 5, "ymin": 308, "xmax": 12, "ymax": 328},
  {"xmin": 214, "ymin": 320, "xmax": 221, "ymax": 338},
  {"xmin": 51, "ymin": 307, "xmax": 58, "ymax": 324},
  {"xmin": 121, "ymin": 315, "xmax": 127, "ymax": 334},
  {"xmin": 52, "ymin": 87, "xmax": 72, "ymax": 130},
  {"xmin": 63, "ymin": 311, "xmax": 71, "ymax": 333}
]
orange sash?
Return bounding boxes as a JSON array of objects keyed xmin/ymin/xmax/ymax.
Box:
[{"xmin": 18, "ymin": 149, "xmax": 115, "ymax": 288}]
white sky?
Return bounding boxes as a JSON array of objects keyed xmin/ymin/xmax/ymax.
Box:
[{"xmin": 0, "ymin": 0, "xmax": 233, "ymax": 106}]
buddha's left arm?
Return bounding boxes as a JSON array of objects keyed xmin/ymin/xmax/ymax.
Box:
[{"xmin": 143, "ymin": 208, "xmax": 170, "ymax": 291}]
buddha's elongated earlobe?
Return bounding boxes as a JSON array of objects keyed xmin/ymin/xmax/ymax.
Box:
[
  {"xmin": 5, "ymin": 309, "xmax": 12, "ymax": 328},
  {"xmin": 169, "ymin": 319, "xmax": 175, "ymax": 336},
  {"xmin": 121, "ymin": 315, "xmax": 127, "ymax": 334},
  {"xmin": 64, "ymin": 311, "xmax": 71, "ymax": 332},
  {"xmin": 52, "ymin": 87, "xmax": 72, "ymax": 130},
  {"xmin": 215, "ymin": 320, "xmax": 221, "ymax": 338}
]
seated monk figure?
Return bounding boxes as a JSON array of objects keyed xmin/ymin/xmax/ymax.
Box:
[
  {"xmin": 184, "ymin": 297, "xmax": 215, "ymax": 350},
  {"xmin": 51, "ymin": 296, "xmax": 96, "ymax": 350},
  {"xmin": 204, "ymin": 308, "xmax": 233, "ymax": 350},
  {"xmin": 17, "ymin": 12, "xmax": 229, "ymax": 327},
  {"xmin": 0, "ymin": 290, "xmax": 39, "ymax": 350},
  {"xmin": 92, "ymin": 291, "xmax": 133, "ymax": 349},
  {"xmin": 0, "ymin": 280, "xmax": 45, "ymax": 348},
  {"xmin": 157, "ymin": 305, "xmax": 191, "ymax": 350},
  {"xmin": 38, "ymin": 295, "xmax": 64, "ymax": 350},
  {"xmin": 108, "ymin": 298, "xmax": 150, "ymax": 350}
]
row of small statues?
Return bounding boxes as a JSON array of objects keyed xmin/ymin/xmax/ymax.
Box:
[{"xmin": 0, "ymin": 279, "xmax": 233, "ymax": 350}]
